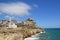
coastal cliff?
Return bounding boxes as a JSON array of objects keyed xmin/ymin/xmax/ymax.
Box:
[
  {"xmin": 0, "ymin": 28, "xmax": 44, "ymax": 40},
  {"xmin": 0, "ymin": 18, "xmax": 44, "ymax": 40}
]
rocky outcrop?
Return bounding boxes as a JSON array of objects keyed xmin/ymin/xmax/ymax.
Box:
[
  {"xmin": 0, "ymin": 27, "xmax": 44, "ymax": 40},
  {"xmin": 16, "ymin": 18, "xmax": 44, "ymax": 30},
  {"xmin": 0, "ymin": 18, "xmax": 44, "ymax": 40}
]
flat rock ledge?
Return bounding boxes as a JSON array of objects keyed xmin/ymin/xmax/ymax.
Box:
[{"xmin": 0, "ymin": 28, "xmax": 44, "ymax": 40}]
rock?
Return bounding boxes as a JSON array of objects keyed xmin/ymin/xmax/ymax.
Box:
[
  {"xmin": 8, "ymin": 33, "xmax": 23, "ymax": 40},
  {"xmin": 0, "ymin": 18, "xmax": 44, "ymax": 40}
]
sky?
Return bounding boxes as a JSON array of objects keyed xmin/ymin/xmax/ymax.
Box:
[{"xmin": 0, "ymin": 0, "xmax": 60, "ymax": 28}]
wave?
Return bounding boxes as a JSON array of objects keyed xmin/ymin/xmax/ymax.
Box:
[{"xmin": 24, "ymin": 32, "xmax": 45, "ymax": 40}]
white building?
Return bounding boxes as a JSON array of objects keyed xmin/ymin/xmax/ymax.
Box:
[{"xmin": 8, "ymin": 22, "xmax": 17, "ymax": 28}]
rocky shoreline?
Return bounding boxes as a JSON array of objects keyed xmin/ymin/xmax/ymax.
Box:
[
  {"xmin": 24, "ymin": 32, "xmax": 43, "ymax": 40},
  {"xmin": 0, "ymin": 27, "xmax": 44, "ymax": 40}
]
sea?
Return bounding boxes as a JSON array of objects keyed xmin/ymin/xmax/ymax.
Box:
[{"xmin": 24, "ymin": 28, "xmax": 60, "ymax": 40}]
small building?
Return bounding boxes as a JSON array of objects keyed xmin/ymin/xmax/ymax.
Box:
[
  {"xmin": 8, "ymin": 22, "xmax": 17, "ymax": 28},
  {"xmin": 0, "ymin": 20, "xmax": 17, "ymax": 28}
]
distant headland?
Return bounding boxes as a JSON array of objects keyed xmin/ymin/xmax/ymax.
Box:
[{"xmin": 0, "ymin": 18, "xmax": 44, "ymax": 40}]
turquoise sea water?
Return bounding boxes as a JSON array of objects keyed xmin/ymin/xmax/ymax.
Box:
[
  {"xmin": 38, "ymin": 28, "xmax": 60, "ymax": 40},
  {"xmin": 24, "ymin": 28, "xmax": 60, "ymax": 40}
]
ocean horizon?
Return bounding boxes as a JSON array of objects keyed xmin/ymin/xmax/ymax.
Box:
[{"xmin": 24, "ymin": 28, "xmax": 60, "ymax": 40}]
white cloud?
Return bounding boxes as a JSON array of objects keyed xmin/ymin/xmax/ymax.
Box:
[
  {"xmin": 5, "ymin": 15, "xmax": 14, "ymax": 20},
  {"xmin": 33, "ymin": 4, "xmax": 39, "ymax": 8},
  {"xmin": 0, "ymin": 2, "xmax": 31, "ymax": 16},
  {"xmin": 5, "ymin": 15, "xmax": 10, "ymax": 18},
  {"xmin": 0, "ymin": 12, "xmax": 2, "ymax": 14}
]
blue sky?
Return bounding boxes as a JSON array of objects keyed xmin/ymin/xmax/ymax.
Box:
[{"xmin": 0, "ymin": 0, "xmax": 60, "ymax": 28}]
